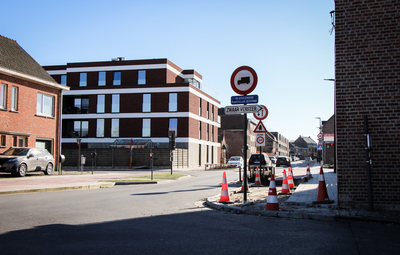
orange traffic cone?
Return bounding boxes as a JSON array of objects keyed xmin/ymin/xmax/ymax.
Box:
[
  {"xmin": 253, "ymin": 167, "xmax": 263, "ymax": 187},
  {"xmin": 266, "ymin": 174, "xmax": 279, "ymax": 211},
  {"xmin": 219, "ymin": 172, "xmax": 231, "ymax": 203},
  {"xmin": 312, "ymin": 167, "xmax": 334, "ymax": 204},
  {"xmin": 287, "ymin": 167, "xmax": 295, "ymax": 188},
  {"xmin": 306, "ymin": 163, "xmax": 312, "ymax": 178},
  {"xmin": 238, "ymin": 173, "xmax": 249, "ymax": 193},
  {"xmin": 280, "ymin": 169, "xmax": 290, "ymax": 194}
]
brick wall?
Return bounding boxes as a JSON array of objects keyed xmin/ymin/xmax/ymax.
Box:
[{"xmin": 335, "ymin": 0, "xmax": 400, "ymax": 211}]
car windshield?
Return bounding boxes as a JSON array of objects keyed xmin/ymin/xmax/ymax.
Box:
[
  {"xmin": 229, "ymin": 157, "xmax": 241, "ymax": 161},
  {"xmin": 2, "ymin": 148, "xmax": 30, "ymax": 156}
]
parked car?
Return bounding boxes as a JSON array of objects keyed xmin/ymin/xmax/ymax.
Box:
[
  {"xmin": 248, "ymin": 153, "xmax": 272, "ymax": 167},
  {"xmin": 0, "ymin": 147, "xmax": 55, "ymax": 177},
  {"xmin": 248, "ymin": 153, "xmax": 274, "ymax": 180},
  {"xmin": 276, "ymin": 156, "xmax": 291, "ymax": 167},
  {"xmin": 269, "ymin": 156, "xmax": 276, "ymax": 164},
  {"xmin": 227, "ymin": 156, "xmax": 244, "ymax": 168}
]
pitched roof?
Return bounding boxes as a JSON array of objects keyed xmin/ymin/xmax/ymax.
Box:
[
  {"xmin": 301, "ymin": 136, "xmax": 317, "ymax": 145},
  {"xmin": 0, "ymin": 35, "xmax": 67, "ymax": 90}
]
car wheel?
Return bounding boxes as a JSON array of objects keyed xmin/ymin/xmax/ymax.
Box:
[
  {"xmin": 16, "ymin": 163, "xmax": 27, "ymax": 177},
  {"xmin": 44, "ymin": 163, "xmax": 53, "ymax": 175}
]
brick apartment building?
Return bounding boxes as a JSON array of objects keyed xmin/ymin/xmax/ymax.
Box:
[
  {"xmin": 43, "ymin": 58, "xmax": 220, "ymax": 169},
  {"xmin": 271, "ymin": 132, "xmax": 289, "ymax": 157},
  {"xmin": 335, "ymin": 1, "xmax": 400, "ymax": 211},
  {"xmin": 0, "ymin": 35, "xmax": 69, "ymax": 166}
]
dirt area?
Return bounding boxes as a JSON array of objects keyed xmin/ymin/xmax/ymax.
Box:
[{"xmin": 227, "ymin": 184, "xmax": 293, "ymax": 211}]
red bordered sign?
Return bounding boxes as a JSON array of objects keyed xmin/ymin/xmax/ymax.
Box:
[
  {"xmin": 253, "ymin": 105, "xmax": 268, "ymax": 120},
  {"xmin": 230, "ymin": 66, "xmax": 258, "ymax": 95}
]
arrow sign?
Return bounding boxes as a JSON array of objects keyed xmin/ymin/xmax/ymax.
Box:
[
  {"xmin": 224, "ymin": 105, "xmax": 263, "ymax": 115},
  {"xmin": 254, "ymin": 120, "xmax": 267, "ymax": 133}
]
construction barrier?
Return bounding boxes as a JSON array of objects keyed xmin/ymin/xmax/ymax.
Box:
[{"xmin": 266, "ymin": 174, "xmax": 279, "ymax": 211}]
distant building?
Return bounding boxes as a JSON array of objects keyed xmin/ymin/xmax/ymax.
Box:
[
  {"xmin": 293, "ymin": 136, "xmax": 317, "ymax": 160},
  {"xmin": 322, "ymin": 115, "xmax": 335, "ymax": 166},
  {"xmin": 289, "ymin": 142, "xmax": 307, "ymax": 160},
  {"xmin": 271, "ymin": 132, "xmax": 289, "ymax": 156},
  {"xmin": 0, "ymin": 35, "xmax": 69, "ymax": 167},
  {"xmin": 43, "ymin": 58, "xmax": 220, "ymax": 169}
]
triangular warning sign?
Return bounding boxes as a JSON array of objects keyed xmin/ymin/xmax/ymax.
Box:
[{"xmin": 254, "ymin": 120, "xmax": 267, "ymax": 133}]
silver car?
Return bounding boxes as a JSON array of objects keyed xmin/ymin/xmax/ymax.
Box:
[{"xmin": 0, "ymin": 147, "xmax": 55, "ymax": 177}]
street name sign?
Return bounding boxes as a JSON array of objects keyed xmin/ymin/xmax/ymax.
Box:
[
  {"xmin": 224, "ymin": 105, "xmax": 263, "ymax": 115},
  {"xmin": 231, "ymin": 94, "xmax": 259, "ymax": 105}
]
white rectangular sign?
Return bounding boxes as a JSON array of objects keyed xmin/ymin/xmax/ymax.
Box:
[
  {"xmin": 255, "ymin": 133, "xmax": 265, "ymax": 147},
  {"xmin": 224, "ymin": 105, "xmax": 262, "ymax": 115}
]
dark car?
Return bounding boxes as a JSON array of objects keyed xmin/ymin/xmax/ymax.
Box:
[
  {"xmin": 276, "ymin": 156, "xmax": 291, "ymax": 167},
  {"xmin": 0, "ymin": 147, "xmax": 55, "ymax": 177},
  {"xmin": 248, "ymin": 153, "xmax": 271, "ymax": 167}
]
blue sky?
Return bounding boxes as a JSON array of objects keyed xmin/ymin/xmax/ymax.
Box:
[{"xmin": 1, "ymin": 0, "xmax": 335, "ymax": 142}]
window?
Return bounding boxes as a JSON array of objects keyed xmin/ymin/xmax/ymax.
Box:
[
  {"xmin": 113, "ymin": 72, "xmax": 121, "ymax": 85},
  {"xmin": 138, "ymin": 70, "xmax": 146, "ymax": 85},
  {"xmin": 97, "ymin": 95, "xmax": 105, "ymax": 113},
  {"xmin": 13, "ymin": 136, "xmax": 17, "ymax": 146},
  {"xmin": 112, "ymin": 94, "xmax": 120, "ymax": 113},
  {"xmin": 199, "ymin": 98, "xmax": 202, "ymax": 116},
  {"xmin": 211, "ymin": 105, "xmax": 214, "ymax": 121},
  {"xmin": 18, "ymin": 138, "xmax": 24, "ymax": 147},
  {"xmin": 169, "ymin": 93, "xmax": 177, "ymax": 112},
  {"xmin": 212, "ymin": 125, "xmax": 214, "ymax": 142},
  {"xmin": 98, "ymin": 72, "xmax": 106, "ymax": 86},
  {"xmin": 79, "ymin": 73, "xmax": 87, "ymax": 87},
  {"xmin": 198, "ymin": 144, "xmax": 201, "ymax": 166},
  {"xmin": 142, "ymin": 94, "xmax": 151, "ymax": 112},
  {"xmin": 61, "ymin": 75, "xmax": 67, "ymax": 86},
  {"xmin": 1, "ymin": 135, "xmax": 6, "ymax": 146},
  {"xmin": 169, "ymin": 118, "xmax": 177, "ymax": 136},
  {"xmin": 207, "ymin": 124, "xmax": 209, "ymax": 141},
  {"xmin": 111, "ymin": 119, "xmax": 119, "ymax": 137},
  {"xmin": 0, "ymin": 84, "xmax": 7, "ymax": 109},
  {"xmin": 37, "ymin": 93, "xmax": 54, "ymax": 117},
  {"xmin": 199, "ymin": 121, "xmax": 202, "ymax": 139},
  {"xmin": 207, "ymin": 102, "xmax": 209, "ymax": 119},
  {"xmin": 96, "ymin": 119, "xmax": 104, "ymax": 137},
  {"xmin": 74, "ymin": 121, "xmax": 88, "ymax": 137},
  {"xmin": 11, "ymin": 87, "xmax": 18, "ymax": 111},
  {"xmin": 142, "ymin": 119, "xmax": 150, "ymax": 137},
  {"xmin": 74, "ymin": 98, "xmax": 89, "ymax": 114}
]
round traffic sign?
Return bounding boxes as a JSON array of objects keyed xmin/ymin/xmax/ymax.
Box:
[
  {"xmin": 257, "ymin": 135, "xmax": 264, "ymax": 144},
  {"xmin": 317, "ymin": 133, "xmax": 323, "ymax": 139},
  {"xmin": 230, "ymin": 66, "xmax": 258, "ymax": 95},
  {"xmin": 253, "ymin": 105, "xmax": 268, "ymax": 120}
]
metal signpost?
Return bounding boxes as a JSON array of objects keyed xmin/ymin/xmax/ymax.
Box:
[{"xmin": 230, "ymin": 66, "xmax": 258, "ymax": 202}]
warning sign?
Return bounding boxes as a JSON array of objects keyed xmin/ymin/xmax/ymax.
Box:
[{"xmin": 254, "ymin": 120, "xmax": 267, "ymax": 133}]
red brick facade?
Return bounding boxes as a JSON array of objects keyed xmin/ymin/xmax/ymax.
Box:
[{"xmin": 335, "ymin": 0, "xmax": 400, "ymax": 211}]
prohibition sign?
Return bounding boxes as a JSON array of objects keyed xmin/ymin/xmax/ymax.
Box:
[
  {"xmin": 257, "ymin": 136, "xmax": 264, "ymax": 144},
  {"xmin": 253, "ymin": 105, "xmax": 268, "ymax": 120},
  {"xmin": 230, "ymin": 66, "xmax": 258, "ymax": 95}
]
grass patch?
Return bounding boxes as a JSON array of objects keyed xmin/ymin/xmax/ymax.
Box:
[
  {"xmin": 100, "ymin": 173, "xmax": 185, "ymax": 183},
  {"xmin": 131, "ymin": 173, "xmax": 185, "ymax": 180}
]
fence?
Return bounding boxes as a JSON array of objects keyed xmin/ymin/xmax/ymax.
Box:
[{"xmin": 61, "ymin": 148, "xmax": 188, "ymax": 169}]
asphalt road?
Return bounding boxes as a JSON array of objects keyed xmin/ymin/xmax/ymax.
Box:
[{"xmin": 1, "ymin": 168, "xmax": 399, "ymax": 254}]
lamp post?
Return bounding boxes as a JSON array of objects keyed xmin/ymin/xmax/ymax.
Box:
[{"xmin": 315, "ymin": 117, "xmax": 322, "ymax": 165}]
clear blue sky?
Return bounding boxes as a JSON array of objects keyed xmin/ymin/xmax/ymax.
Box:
[{"xmin": 1, "ymin": 0, "xmax": 335, "ymax": 142}]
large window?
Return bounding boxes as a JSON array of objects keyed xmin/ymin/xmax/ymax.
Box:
[
  {"xmin": 0, "ymin": 84, "xmax": 7, "ymax": 109},
  {"xmin": 79, "ymin": 73, "xmax": 87, "ymax": 87},
  {"xmin": 98, "ymin": 72, "xmax": 106, "ymax": 86},
  {"xmin": 142, "ymin": 119, "xmax": 150, "ymax": 137},
  {"xmin": 74, "ymin": 121, "xmax": 88, "ymax": 138},
  {"xmin": 97, "ymin": 95, "xmax": 105, "ymax": 113},
  {"xmin": 169, "ymin": 118, "xmax": 177, "ymax": 136},
  {"xmin": 112, "ymin": 94, "xmax": 120, "ymax": 113},
  {"xmin": 74, "ymin": 98, "xmax": 89, "ymax": 114},
  {"xmin": 199, "ymin": 121, "xmax": 202, "ymax": 139},
  {"xmin": 37, "ymin": 93, "xmax": 54, "ymax": 117},
  {"xmin": 211, "ymin": 105, "xmax": 214, "ymax": 121},
  {"xmin": 11, "ymin": 87, "xmax": 18, "ymax": 111},
  {"xmin": 138, "ymin": 70, "xmax": 146, "ymax": 85},
  {"xmin": 111, "ymin": 119, "xmax": 119, "ymax": 137},
  {"xmin": 206, "ymin": 124, "xmax": 209, "ymax": 141},
  {"xmin": 113, "ymin": 72, "xmax": 121, "ymax": 85},
  {"xmin": 142, "ymin": 94, "xmax": 151, "ymax": 112},
  {"xmin": 61, "ymin": 75, "xmax": 67, "ymax": 86},
  {"xmin": 207, "ymin": 102, "xmax": 209, "ymax": 119},
  {"xmin": 96, "ymin": 119, "xmax": 104, "ymax": 137},
  {"xmin": 169, "ymin": 93, "xmax": 177, "ymax": 112},
  {"xmin": 199, "ymin": 98, "xmax": 202, "ymax": 116}
]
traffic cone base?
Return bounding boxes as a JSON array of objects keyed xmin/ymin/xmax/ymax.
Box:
[
  {"xmin": 266, "ymin": 174, "xmax": 279, "ymax": 211},
  {"xmin": 238, "ymin": 173, "xmax": 250, "ymax": 193},
  {"xmin": 312, "ymin": 167, "xmax": 334, "ymax": 204}
]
